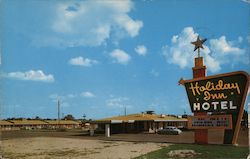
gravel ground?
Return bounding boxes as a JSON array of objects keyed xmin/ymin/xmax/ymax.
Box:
[
  {"xmin": 0, "ymin": 129, "xmax": 247, "ymax": 159},
  {"xmin": 0, "ymin": 137, "xmax": 169, "ymax": 159}
]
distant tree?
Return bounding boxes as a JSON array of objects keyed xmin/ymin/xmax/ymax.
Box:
[
  {"xmin": 35, "ymin": 116, "xmax": 41, "ymax": 120},
  {"xmin": 16, "ymin": 117, "xmax": 24, "ymax": 120},
  {"xmin": 63, "ymin": 114, "xmax": 75, "ymax": 120},
  {"xmin": 182, "ymin": 114, "xmax": 188, "ymax": 118},
  {"xmin": 83, "ymin": 114, "xmax": 86, "ymax": 120}
]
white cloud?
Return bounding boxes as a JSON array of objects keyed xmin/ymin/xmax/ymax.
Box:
[
  {"xmin": 242, "ymin": 0, "xmax": 250, "ymax": 4},
  {"xmin": 4, "ymin": 70, "xmax": 54, "ymax": 82},
  {"xmin": 162, "ymin": 27, "xmax": 198, "ymax": 69},
  {"xmin": 114, "ymin": 14, "xmax": 143, "ymax": 38},
  {"xmin": 50, "ymin": 91, "xmax": 95, "ymax": 102},
  {"xmin": 61, "ymin": 102, "xmax": 70, "ymax": 108},
  {"xmin": 67, "ymin": 94, "xmax": 77, "ymax": 98},
  {"xmin": 208, "ymin": 36, "xmax": 246, "ymax": 67},
  {"xmin": 110, "ymin": 49, "xmax": 131, "ymax": 64},
  {"xmin": 49, "ymin": 94, "xmax": 72, "ymax": 107},
  {"xmin": 49, "ymin": 94, "xmax": 66, "ymax": 102},
  {"xmin": 36, "ymin": 0, "xmax": 143, "ymax": 47},
  {"xmin": 238, "ymin": 36, "xmax": 243, "ymax": 43},
  {"xmin": 81, "ymin": 91, "xmax": 95, "ymax": 98},
  {"xmin": 204, "ymin": 54, "xmax": 221, "ymax": 73},
  {"xmin": 69, "ymin": 56, "xmax": 98, "ymax": 67},
  {"xmin": 247, "ymin": 35, "xmax": 250, "ymax": 44},
  {"xmin": 209, "ymin": 36, "xmax": 244, "ymax": 55},
  {"xmin": 171, "ymin": 35, "xmax": 178, "ymax": 43},
  {"xmin": 106, "ymin": 97, "xmax": 129, "ymax": 108},
  {"xmin": 49, "ymin": 93, "xmax": 60, "ymax": 100},
  {"xmin": 150, "ymin": 69, "xmax": 159, "ymax": 77},
  {"xmin": 162, "ymin": 27, "xmax": 246, "ymax": 73},
  {"xmin": 135, "ymin": 45, "xmax": 147, "ymax": 56}
]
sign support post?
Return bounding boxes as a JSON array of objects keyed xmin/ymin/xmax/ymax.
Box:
[{"xmin": 192, "ymin": 56, "xmax": 208, "ymax": 144}]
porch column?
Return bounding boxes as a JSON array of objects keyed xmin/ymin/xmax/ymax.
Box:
[
  {"xmin": 159, "ymin": 122, "xmax": 163, "ymax": 130},
  {"xmin": 105, "ymin": 124, "xmax": 110, "ymax": 137},
  {"xmin": 89, "ymin": 124, "xmax": 95, "ymax": 136}
]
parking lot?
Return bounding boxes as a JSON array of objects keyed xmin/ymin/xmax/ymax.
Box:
[{"xmin": 1, "ymin": 129, "xmax": 248, "ymax": 146}]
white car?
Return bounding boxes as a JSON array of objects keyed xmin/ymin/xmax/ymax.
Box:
[{"xmin": 157, "ymin": 126, "xmax": 182, "ymax": 135}]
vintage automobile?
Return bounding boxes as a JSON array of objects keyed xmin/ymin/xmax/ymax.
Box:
[{"xmin": 157, "ymin": 126, "xmax": 182, "ymax": 135}]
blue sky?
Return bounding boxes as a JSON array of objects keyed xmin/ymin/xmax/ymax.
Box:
[{"xmin": 0, "ymin": 0, "xmax": 249, "ymax": 119}]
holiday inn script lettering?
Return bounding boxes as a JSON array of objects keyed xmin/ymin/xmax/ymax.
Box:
[
  {"xmin": 181, "ymin": 71, "xmax": 249, "ymax": 144},
  {"xmin": 189, "ymin": 79, "xmax": 240, "ymax": 111},
  {"xmin": 184, "ymin": 71, "xmax": 248, "ymax": 113}
]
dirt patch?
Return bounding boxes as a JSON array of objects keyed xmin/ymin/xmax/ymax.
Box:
[
  {"xmin": 1, "ymin": 137, "xmax": 169, "ymax": 159},
  {"xmin": 167, "ymin": 149, "xmax": 201, "ymax": 158}
]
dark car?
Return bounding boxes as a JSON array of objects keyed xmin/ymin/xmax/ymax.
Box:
[{"xmin": 157, "ymin": 126, "xmax": 182, "ymax": 135}]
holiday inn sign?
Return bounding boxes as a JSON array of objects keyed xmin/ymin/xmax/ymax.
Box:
[
  {"xmin": 179, "ymin": 36, "xmax": 249, "ymax": 145},
  {"xmin": 183, "ymin": 71, "xmax": 248, "ymax": 113},
  {"xmin": 180, "ymin": 71, "xmax": 249, "ymax": 144}
]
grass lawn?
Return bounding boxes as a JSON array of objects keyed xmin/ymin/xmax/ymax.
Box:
[{"xmin": 135, "ymin": 144, "xmax": 249, "ymax": 159}]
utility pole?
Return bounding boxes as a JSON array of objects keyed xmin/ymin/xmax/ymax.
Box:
[
  {"xmin": 58, "ymin": 99, "xmax": 60, "ymax": 127},
  {"xmin": 124, "ymin": 106, "xmax": 127, "ymax": 116}
]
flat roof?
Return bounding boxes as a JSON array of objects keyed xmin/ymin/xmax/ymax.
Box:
[
  {"xmin": 94, "ymin": 113, "xmax": 187, "ymax": 123},
  {"xmin": 0, "ymin": 120, "xmax": 81, "ymax": 125},
  {"xmin": 8, "ymin": 120, "xmax": 48, "ymax": 125},
  {"xmin": 44, "ymin": 120, "xmax": 81, "ymax": 125},
  {"xmin": 0, "ymin": 120, "xmax": 14, "ymax": 126}
]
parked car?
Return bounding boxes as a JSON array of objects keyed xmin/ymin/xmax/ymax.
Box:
[{"xmin": 157, "ymin": 126, "xmax": 182, "ymax": 135}]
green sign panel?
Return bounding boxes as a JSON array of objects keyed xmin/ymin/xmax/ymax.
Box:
[{"xmin": 182, "ymin": 71, "xmax": 249, "ymax": 144}]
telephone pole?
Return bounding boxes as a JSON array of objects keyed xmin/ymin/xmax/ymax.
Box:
[
  {"xmin": 124, "ymin": 106, "xmax": 127, "ymax": 116},
  {"xmin": 58, "ymin": 99, "xmax": 60, "ymax": 126}
]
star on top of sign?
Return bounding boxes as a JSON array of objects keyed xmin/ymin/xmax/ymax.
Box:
[{"xmin": 191, "ymin": 36, "xmax": 207, "ymax": 57}]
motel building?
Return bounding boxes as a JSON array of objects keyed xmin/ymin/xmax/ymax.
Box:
[
  {"xmin": 44, "ymin": 120, "xmax": 81, "ymax": 129},
  {"xmin": 91, "ymin": 111, "xmax": 188, "ymax": 137},
  {"xmin": 0, "ymin": 119, "xmax": 81, "ymax": 130},
  {"xmin": 0, "ymin": 120, "xmax": 16, "ymax": 131},
  {"xmin": 6, "ymin": 119, "xmax": 49, "ymax": 130}
]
